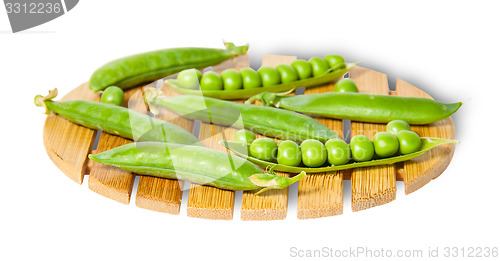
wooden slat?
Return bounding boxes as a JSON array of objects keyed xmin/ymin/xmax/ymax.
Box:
[
  {"xmin": 135, "ymin": 82, "xmax": 193, "ymax": 214},
  {"xmin": 187, "ymin": 124, "xmax": 236, "ymax": 219},
  {"xmin": 43, "ymin": 83, "xmax": 100, "ymax": 184},
  {"xmin": 394, "ymin": 79, "xmax": 456, "ymax": 194},
  {"xmin": 298, "ymin": 171, "xmax": 344, "ymax": 218},
  {"xmin": 350, "ymin": 66, "xmax": 397, "ymax": 211},
  {"xmin": 297, "ymin": 71, "xmax": 345, "ymax": 219},
  {"xmin": 186, "ymin": 54, "xmax": 249, "ymax": 220},
  {"xmin": 88, "ymin": 133, "xmax": 135, "ymax": 204},
  {"xmin": 88, "ymin": 88, "xmax": 146, "ymax": 204},
  {"xmin": 240, "ymin": 55, "xmax": 296, "ymax": 221}
]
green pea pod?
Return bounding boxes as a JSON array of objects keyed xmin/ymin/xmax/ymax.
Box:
[
  {"xmin": 249, "ymin": 91, "xmax": 462, "ymax": 124},
  {"xmin": 168, "ymin": 63, "xmax": 355, "ymax": 100},
  {"xmin": 34, "ymin": 89, "xmax": 201, "ymax": 146},
  {"xmin": 89, "ymin": 42, "xmax": 249, "ymax": 92},
  {"xmin": 220, "ymin": 138, "xmax": 459, "ymax": 173},
  {"xmin": 144, "ymin": 88, "xmax": 339, "ymax": 142},
  {"xmin": 88, "ymin": 142, "xmax": 306, "ymax": 194}
]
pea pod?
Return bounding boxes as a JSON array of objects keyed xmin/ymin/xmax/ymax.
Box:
[
  {"xmin": 89, "ymin": 42, "xmax": 249, "ymax": 92},
  {"xmin": 249, "ymin": 91, "xmax": 462, "ymax": 125},
  {"xmin": 168, "ymin": 63, "xmax": 355, "ymax": 100},
  {"xmin": 220, "ymin": 138, "xmax": 459, "ymax": 173},
  {"xmin": 89, "ymin": 142, "xmax": 306, "ymax": 194},
  {"xmin": 144, "ymin": 88, "xmax": 339, "ymax": 142},
  {"xmin": 34, "ymin": 89, "xmax": 201, "ymax": 146}
]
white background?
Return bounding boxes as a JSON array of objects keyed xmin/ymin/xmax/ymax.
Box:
[{"xmin": 1, "ymin": 0, "xmax": 499, "ymax": 260}]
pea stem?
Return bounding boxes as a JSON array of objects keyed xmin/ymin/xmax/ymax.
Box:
[
  {"xmin": 250, "ymin": 171, "xmax": 306, "ymax": 195},
  {"xmin": 34, "ymin": 88, "xmax": 58, "ymax": 114},
  {"xmin": 143, "ymin": 87, "xmax": 163, "ymax": 115},
  {"xmin": 246, "ymin": 88, "xmax": 294, "ymax": 105},
  {"xmin": 244, "ymin": 93, "xmax": 262, "ymax": 104},
  {"xmin": 223, "ymin": 41, "xmax": 249, "ymax": 56}
]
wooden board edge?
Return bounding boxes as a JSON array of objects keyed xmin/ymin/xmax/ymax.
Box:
[
  {"xmin": 88, "ymin": 171, "xmax": 135, "ymax": 204},
  {"xmin": 394, "ymin": 79, "xmax": 457, "ymax": 195},
  {"xmin": 352, "ymin": 188, "xmax": 397, "ymax": 212},
  {"xmin": 186, "ymin": 207, "xmax": 234, "ymax": 220},
  {"xmin": 297, "ymin": 171, "xmax": 344, "ymax": 219},
  {"xmin": 404, "ymin": 145, "xmax": 455, "ymax": 194},
  {"xmin": 297, "ymin": 205, "xmax": 343, "ymax": 219},
  {"xmin": 135, "ymin": 176, "xmax": 184, "ymax": 215},
  {"xmin": 136, "ymin": 198, "xmax": 181, "ymax": 215},
  {"xmin": 240, "ymin": 209, "xmax": 287, "ymax": 221},
  {"xmin": 43, "ymin": 116, "xmax": 97, "ymax": 185}
]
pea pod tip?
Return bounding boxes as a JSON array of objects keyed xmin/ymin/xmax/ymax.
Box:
[
  {"xmin": 223, "ymin": 41, "xmax": 249, "ymax": 55},
  {"xmin": 88, "ymin": 154, "xmax": 108, "ymax": 164},
  {"xmin": 250, "ymin": 171, "xmax": 306, "ymax": 195}
]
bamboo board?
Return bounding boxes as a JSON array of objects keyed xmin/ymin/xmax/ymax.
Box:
[{"xmin": 41, "ymin": 55, "xmax": 457, "ymax": 220}]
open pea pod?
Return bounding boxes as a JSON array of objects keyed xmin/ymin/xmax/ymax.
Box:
[
  {"xmin": 167, "ymin": 63, "xmax": 355, "ymax": 100},
  {"xmin": 220, "ymin": 138, "xmax": 458, "ymax": 173}
]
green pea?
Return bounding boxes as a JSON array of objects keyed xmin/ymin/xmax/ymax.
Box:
[
  {"xmin": 101, "ymin": 86, "xmax": 124, "ymax": 106},
  {"xmin": 277, "ymin": 140, "xmax": 302, "ymax": 167},
  {"xmin": 325, "ymin": 138, "xmax": 350, "ymax": 165},
  {"xmin": 234, "ymin": 129, "xmax": 256, "ymax": 144},
  {"xmin": 334, "ymin": 79, "xmax": 359, "ymax": 93},
  {"xmin": 250, "ymin": 138, "xmax": 277, "ymax": 162},
  {"xmin": 291, "ymin": 60, "xmax": 313, "ymax": 79},
  {"xmin": 258, "ymin": 66, "xmax": 281, "ymax": 87},
  {"xmin": 350, "ymin": 135, "xmax": 374, "ymax": 162},
  {"xmin": 300, "ymin": 139, "xmax": 327, "ymax": 167},
  {"xmin": 387, "ymin": 120, "xmax": 411, "ymax": 134},
  {"xmin": 276, "ymin": 64, "xmax": 299, "ymax": 84},
  {"xmin": 240, "ymin": 68, "xmax": 262, "ymax": 89},
  {"xmin": 177, "ymin": 69, "xmax": 202, "ymax": 89},
  {"xmin": 324, "ymin": 55, "xmax": 345, "ymax": 68},
  {"xmin": 221, "ymin": 69, "xmax": 243, "ymax": 90},
  {"xmin": 199, "ymin": 71, "xmax": 223, "ymax": 90},
  {"xmin": 372, "ymin": 132, "xmax": 399, "ymax": 157},
  {"xmin": 308, "ymin": 57, "xmax": 330, "ymax": 77},
  {"xmin": 396, "ymin": 130, "xmax": 421, "ymax": 154}
]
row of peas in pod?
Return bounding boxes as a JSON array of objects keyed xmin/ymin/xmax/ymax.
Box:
[
  {"xmin": 234, "ymin": 120, "xmax": 422, "ymax": 167},
  {"xmin": 175, "ymin": 55, "xmax": 345, "ymax": 91}
]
